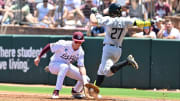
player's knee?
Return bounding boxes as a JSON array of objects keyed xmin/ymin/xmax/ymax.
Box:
[
  {"xmin": 106, "ymin": 59, "xmax": 114, "ymax": 67},
  {"xmin": 100, "ymin": 59, "xmax": 114, "ymax": 75},
  {"xmin": 60, "ymin": 64, "xmax": 69, "ymax": 68}
]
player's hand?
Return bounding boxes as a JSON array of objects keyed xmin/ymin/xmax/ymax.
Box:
[
  {"xmin": 134, "ymin": 20, "xmax": 152, "ymax": 28},
  {"xmin": 34, "ymin": 56, "xmax": 40, "ymax": 67},
  {"xmin": 91, "ymin": 7, "xmax": 98, "ymax": 14}
]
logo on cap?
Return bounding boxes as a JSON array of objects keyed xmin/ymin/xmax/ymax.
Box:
[{"xmin": 73, "ymin": 32, "xmax": 84, "ymax": 42}]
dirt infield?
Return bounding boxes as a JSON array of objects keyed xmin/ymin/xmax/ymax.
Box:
[
  {"xmin": 0, "ymin": 91, "xmax": 178, "ymax": 101},
  {"xmin": 0, "ymin": 83, "xmax": 179, "ymax": 101},
  {"xmin": 0, "ymin": 91, "xmax": 114, "ymax": 101}
]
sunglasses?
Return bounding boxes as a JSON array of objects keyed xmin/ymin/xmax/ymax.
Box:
[{"xmin": 74, "ymin": 41, "xmax": 82, "ymax": 44}]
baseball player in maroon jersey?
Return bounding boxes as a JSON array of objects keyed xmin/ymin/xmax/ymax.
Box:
[{"xmin": 34, "ymin": 32, "xmax": 90, "ymax": 99}]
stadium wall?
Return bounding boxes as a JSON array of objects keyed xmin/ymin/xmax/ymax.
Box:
[{"xmin": 0, "ymin": 35, "xmax": 179, "ymax": 89}]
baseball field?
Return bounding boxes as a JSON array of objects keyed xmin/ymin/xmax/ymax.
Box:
[{"xmin": 0, "ymin": 83, "xmax": 180, "ymax": 101}]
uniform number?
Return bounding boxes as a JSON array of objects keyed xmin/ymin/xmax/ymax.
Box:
[{"xmin": 111, "ymin": 28, "xmax": 123, "ymax": 39}]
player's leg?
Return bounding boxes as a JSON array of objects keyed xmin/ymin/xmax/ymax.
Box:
[
  {"xmin": 110, "ymin": 54, "xmax": 139, "ymax": 73},
  {"xmin": 96, "ymin": 45, "xmax": 115, "ymax": 86},
  {"xmin": 66, "ymin": 64, "xmax": 90, "ymax": 98},
  {"xmin": 48, "ymin": 62, "xmax": 70, "ymax": 99},
  {"xmin": 96, "ymin": 64, "xmax": 105, "ymax": 86},
  {"xmin": 96, "ymin": 59, "xmax": 114, "ymax": 86}
]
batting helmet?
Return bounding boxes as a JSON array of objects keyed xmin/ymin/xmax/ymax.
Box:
[
  {"xmin": 109, "ymin": 3, "xmax": 122, "ymax": 17},
  {"xmin": 72, "ymin": 32, "xmax": 85, "ymax": 42}
]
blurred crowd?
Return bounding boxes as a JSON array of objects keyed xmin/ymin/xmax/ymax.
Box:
[{"xmin": 0, "ymin": 0, "xmax": 180, "ymax": 39}]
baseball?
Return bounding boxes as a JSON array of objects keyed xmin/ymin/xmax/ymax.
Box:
[{"xmin": 89, "ymin": 88, "xmax": 94, "ymax": 92}]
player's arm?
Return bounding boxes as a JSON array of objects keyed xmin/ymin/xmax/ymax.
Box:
[
  {"xmin": 78, "ymin": 52, "xmax": 88, "ymax": 85},
  {"xmin": 157, "ymin": 26, "xmax": 165, "ymax": 38},
  {"xmin": 34, "ymin": 44, "xmax": 50, "ymax": 67},
  {"xmin": 77, "ymin": 51, "xmax": 88, "ymax": 85},
  {"xmin": 79, "ymin": 66, "xmax": 88, "ymax": 85},
  {"xmin": 163, "ymin": 35, "xmax": 176, "ymax": 39},
  {"xmin": 90, "ymin": 13, "xmax": 98, "ymax": 26},
  {"xmin": 90, "ymin": 7, "xmax": 99, "ymax": 26}
]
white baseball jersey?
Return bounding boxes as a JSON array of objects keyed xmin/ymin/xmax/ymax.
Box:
[
  {"xmin": 50, "ymin": 40, "xmax": 84, "ymax": 67},
  {"xmin": 96, "ymin": 14, "xmax": 135, "ymax": 47},
  {"xmin": 95, "ymin": 14, "xmax": 136, "ymax": 76},
  {"xmin": 48, "ymin": 40, "xmax": 88, "ymax": 92}
]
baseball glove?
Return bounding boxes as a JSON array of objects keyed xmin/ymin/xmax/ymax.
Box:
[{"xmin": 85, "ymin": 83, "xmax": 99, "ymax": 94}]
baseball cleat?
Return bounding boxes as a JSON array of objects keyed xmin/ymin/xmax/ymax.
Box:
[
  {"xmin": 71, "ymin": 88, "xmax": 85, "ymax": 99},
  {"xmin": 52, "ymin": 90, "xmax": 59, "ymax": 99},
  {"xmin": 72, "ymin": 94, "xmax": 85, "ymax": 99},
  {"xmin": 127, "ymin": 54, "xmax": 139, "ymax": 70}
]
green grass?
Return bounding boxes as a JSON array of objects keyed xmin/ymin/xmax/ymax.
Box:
[
  {"xmin": 0, "ymin": 85, "xmax": 180, "ymax": 100},
  {"xmin": 100, "ymin": 88, "xmax": 180, "ymax": 100}
]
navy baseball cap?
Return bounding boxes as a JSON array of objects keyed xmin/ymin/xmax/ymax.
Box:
[{"xmin": 73, "ymin": 32, "xmax": 85, "ymax": 42}]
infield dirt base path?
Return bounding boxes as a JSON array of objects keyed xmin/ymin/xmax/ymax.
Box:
[
  {"xmin": 0, "ymin": 83, "xmax": 179, "ymax": 101},
  {"xmin": 0, "ymin": 91, "xmax": 177, "ymax": 101}
]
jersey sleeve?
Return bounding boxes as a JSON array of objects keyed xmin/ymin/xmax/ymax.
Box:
[
  {"xmin": 96, "ymin": 14, "xmax": 135, "ymax": 28},
  {"xmin": 77, "ymin": 48, "xmax": 85, "ymax": 67},
  {"xmin": 50, "ymin": 40, "xmax": 65, "ymax": 53},
  {"xmin": 170, "ymin": 29, "xmax": 180, "ymax": 39},
  {"xmin": 74, "ymin": 0, "xmax": 81, "ymax": 8}
]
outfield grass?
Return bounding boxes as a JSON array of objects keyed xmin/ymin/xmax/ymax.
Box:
[{"xmin": 0, "ymin": 85, "xmax": 180, "ymax": 100}]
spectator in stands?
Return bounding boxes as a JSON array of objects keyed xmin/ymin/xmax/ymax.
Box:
[
  {"xmin": 128, "ymin": 0, "xmax": 148, "ymax": 20},
  {"xmin": 112, "ymin": 0, "xmax": 130, "ymax": 17},
  {"xmin": 34, "ymin": 0, "xmax": 54, "ymax": 27},
  {"xmin": 112, "ymin": 0, "xmax": 129, "ymax": 6},
  {"xmin": 152, "ymin": 16, "xmax": 165, "ymax": 35},
  {"xmin": 1, "ymin": 0, "xmax": 37, "ymax": 25},
  {"xmin": 92, "ymin": 0, "xmax": 101, "ymax": 6},
  {"xmin": 27, "ymin": 0, "xmax": 36, "ymax": 14},
  {"xmin": 155, "ymin": 0, "xmax": 171, "ymax": 18},
  {"xmin": 0, "ymin": 0, "xmax": 16, "ymax": 23},
  {"xmin": 131, "ymin": 26, "xmax": 156, "ymax": 38},
  {"xmin": 0, "ymin": 0, "xmax": 4, "ymax": 21},
  {"xmin": 98, "ymin": 0, "xmax": 112, "ymax": 16},
  {"xmin": 172, "ymin": 0, "xmax": 180, "ymax": 15},
  {"xmin": 86, "ymin": 0, "xmax": 109, "ymax": 37},
  {"xmin": 50, "ymin": 0, "xmax": 65, "ymax": 27},
  {"xmin": 87, "ymin": 25, "xmax": 105, "ymax": 37},
  {"xmin": 79, "ymin": 0, "xmax": 97, "ymax": 26},
  {"xmin": 157, "ymin": 19, "xmax": 180, "ymax": 39},
  {"xmin": 142, "ymin": 0, "xmax": 157, "ymax": 18},
  {"xmin": 63, "ymin": 0, "xmax": 81, "ymax": 21},
  {"xmin": 0, "ymin": 0, "xmax": 4, "ymax": 8},
  {"xmin": 4, "ymin": 0, "xmax": 16, "ymax": 9},
  {"xmin": 60, "ymin": 0, "xmax": 89, "ymax": 27}
]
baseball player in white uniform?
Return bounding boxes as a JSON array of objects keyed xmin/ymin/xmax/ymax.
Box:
[
  {"xmin": 90, "ymin": 3, "xmax": 152, "ymax": 87},
  {"xmin": 34, "ymin": 32, "xmax": 90, "ymax": 99}
]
